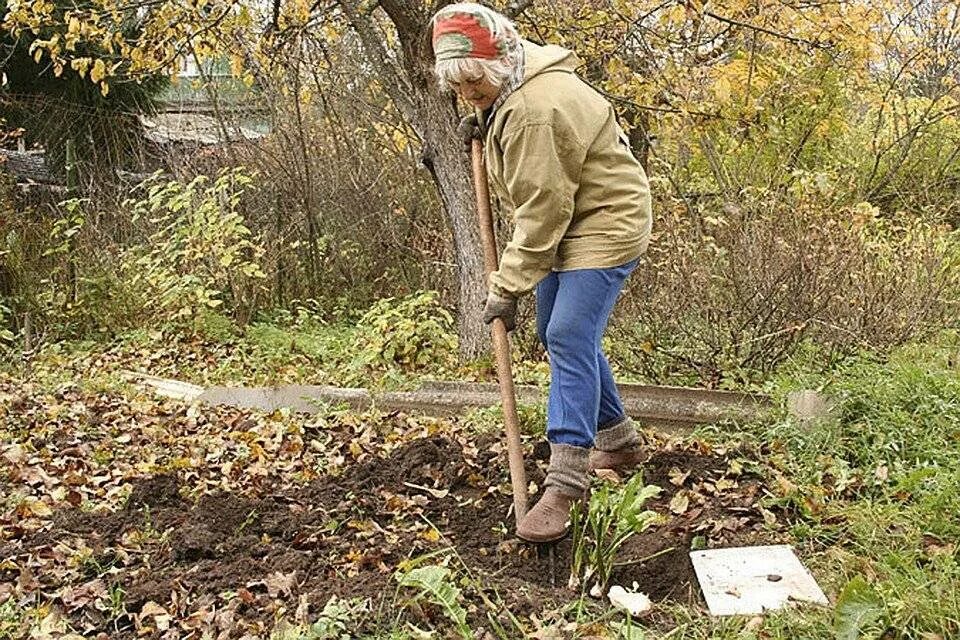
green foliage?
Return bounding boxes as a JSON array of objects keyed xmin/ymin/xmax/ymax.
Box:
[
  {"xmin": 270, "ymin": 597, "xmax": 367, "ymax": 640},
  {"xmin": 42, "ymin": 198, "xmax": 85, "ymax": 259},
  {"xmin": 0, "ymin": 169, "xmax": 270, "ymax": 340},
  {"xmin": 767, "ymin": 333, "xmax": 960, "ymax": 496},
  {"xmin": 0, "ymin": 598, "xmax": 24, "ymax": 638},
  {"xmin": 394, "ymin": 564, "xmax": 473, "ymax": 639},
  {"xmin": 192, "ymin": 310, "xmax": 241, "ymax": 342},
  {"xmin": 0, "ymin": 298, "xmax": 14, "ymax": 345},
  {"xmin": 124, "ymin": 168, "xmax": 266, "ymax": 324},
  {"xmin": 834, "ymin": 576, "xmax": 885, "ymax": 640},
  {"xmin": 349, "ymin": 291, "xmax": 458, "ymax": 376},
  {"xmin": 688, "ymin": 333, "xmax": 960, "ymax": 638},
  {"xmin": 569, "ymin": 474, "xmax": 663, "ymax": 595}
]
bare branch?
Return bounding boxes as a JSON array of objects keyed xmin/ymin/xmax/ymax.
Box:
[
  {"xmin": 505, "ymin": 0, "xmax": 535, "ymax": 19},
  {"xmin": 334, "ymin": 0, "xmax": 415, "ymax": 118},
  {"xmin": 704, "ymin": 10, "xmax": 825, "ymax": 50}
]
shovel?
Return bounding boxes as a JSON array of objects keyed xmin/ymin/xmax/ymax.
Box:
[{"xmin": 470, "ymin": 138, "xmax": 530, "ymax": 523}]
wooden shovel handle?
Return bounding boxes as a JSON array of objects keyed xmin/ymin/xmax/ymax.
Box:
[{"xmin": 471, "ymin": 138, "xmax": 530, "ymax": 523}]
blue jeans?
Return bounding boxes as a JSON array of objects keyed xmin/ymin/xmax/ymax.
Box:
[{"xmin": 535, "ymin": 259, "xmax": 637, "ymax": 448}]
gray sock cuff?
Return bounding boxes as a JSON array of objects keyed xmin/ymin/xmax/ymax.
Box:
[
  {"xmin": 594, "ymin": 417, "xmax": 641, "ymax": 452},
  {"xmin": 544, "ymin": 443, "xmax": 590, "ymax": 496}
]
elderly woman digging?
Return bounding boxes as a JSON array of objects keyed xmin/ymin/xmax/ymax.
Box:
[{"xmin": 430, "ymin": 3, "xmax": 654, "ymax": 543}]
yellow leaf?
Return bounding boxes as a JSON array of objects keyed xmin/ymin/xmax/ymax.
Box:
[
  {"xmin": 669, "ymin": 491, "xmax": 689, "ymax": 515},
  {"xmin": 100, "ymin": 81, "xmax": 110, "ymax": 97},
  {"xmin": 713, "ymin": 76, "xmax": 732, "ymax": 104},
  {"xmin": 26, "ymin": 499, "xmax": 53, "ymax": 517},
  {"xmin": 90, "ymin": 58, "xmax": 106, "ymax": 83},
  {"xmin": 715, "ymin": 478, "xmax": 737, "ymax": 492},
  {"xmin": 419, "ymin": 528, "xmax": 440, "ymax": 543}
]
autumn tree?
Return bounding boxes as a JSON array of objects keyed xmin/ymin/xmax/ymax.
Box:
[
  {"xmin": 6, "ymin": 0, "xmax": 959, "ymax": 360},
  {"xmin": 1, "ymin": 0, "xmax": 168, "ymax": 183},
  {"xmin": 4, "ymin": 0, "xmax": 496, "ymax": 357}
]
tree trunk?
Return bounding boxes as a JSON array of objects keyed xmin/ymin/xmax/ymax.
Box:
[
  {"xmin": 417, "ymin": 95, "xmax": 489, "ymax": 360},
  {"xmin": 339, "ymin": 0, "xmax": 489, "ymax": 360}
]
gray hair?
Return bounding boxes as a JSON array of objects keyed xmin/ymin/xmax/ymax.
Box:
[
  {"xmin": 435, "ymin": 57, "xmax": 515, "ymax": 92},
  {"xmin": 431, "ymin": 3, "xmax": 523, "ymax": 92}
]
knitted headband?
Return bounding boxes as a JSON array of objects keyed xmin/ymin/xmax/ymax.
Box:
[{"xmin": 432, "ymin": 3, "xmax": 515, "ymax": 62}]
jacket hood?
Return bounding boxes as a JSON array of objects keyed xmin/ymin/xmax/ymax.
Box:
[{"xmin": 521, "ymin": 40, "xmax": 578, "ymax": 84}]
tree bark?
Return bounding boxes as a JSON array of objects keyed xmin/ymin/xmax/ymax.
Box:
[
  {"xmin": 338, "ymin": 0, "xmax": 489, "ymax": 359},
  {"xmin": 418, "ymin": 97, "xmax": 488, "ymax": 360}
]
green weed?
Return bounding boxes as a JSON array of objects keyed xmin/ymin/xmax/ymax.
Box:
[{"xmin": 569, "ymin": 474, "xmax": 664, "ymax": 596}]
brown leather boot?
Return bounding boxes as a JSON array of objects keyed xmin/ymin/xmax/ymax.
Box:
[
  {"xmin": 516, "ymin": 487, "xmax": 578, "ymax": 542},
  {"xmin": 589, "ymin": 446, "xmax": 645, "ymax": 471},
  {"xmin": 590, "ymin": 417, "xmax": 645, "ymax": 471},
  {"xmin": 517, "ymin": 443, "xmax": 589, "ymax": 543}
]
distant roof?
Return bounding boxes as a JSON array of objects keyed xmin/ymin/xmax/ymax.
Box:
[
  {"xmin": 139, "ymin": 112, "xmax": 267, "ymax": 146},
  {"xmin": 0, "ymin": 148, "xmax": 59, "ymax": 184}
]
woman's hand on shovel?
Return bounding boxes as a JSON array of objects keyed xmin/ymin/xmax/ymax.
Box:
[
  {"xmin": 482, "ymin": 292, "xmax": 517, "ymax": 331},
  {"xmin": 458, "ymin": 114, "xmax": 482, "ymax": 153}
]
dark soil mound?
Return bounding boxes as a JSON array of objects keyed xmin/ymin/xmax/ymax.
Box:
[{"xmin": 5, "ymin": 438, "xmax": 776, "ymax": 637}]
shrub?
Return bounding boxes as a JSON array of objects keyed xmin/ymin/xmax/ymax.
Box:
[
  {"xmin": 349, "ymin": 291, "xmax": 458, "ymax": 376},
  {"xmin": 612, "ymin": 184, "xmax": 960, "ymax": 387},
  {"xmin": 123, "ymin": 168, "xmax": 266, "ymax": 325}
]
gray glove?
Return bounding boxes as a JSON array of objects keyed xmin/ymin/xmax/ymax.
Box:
[
  {"xmin": 457, "ymin": 114, "xmax": 481, "ymax": 153},
  {"xmin": 482, "ymin": 292, "xmax": 517, "ymax": 331}
]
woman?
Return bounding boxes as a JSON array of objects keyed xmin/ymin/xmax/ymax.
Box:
[{"xmin": 431, "ymin": 3, "xmax": 653, "ymax": 542}]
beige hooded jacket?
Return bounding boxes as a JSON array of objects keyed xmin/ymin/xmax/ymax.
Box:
[{"xmin": 483, "ymin": 40, "xmax": 653, "ymax": 298}]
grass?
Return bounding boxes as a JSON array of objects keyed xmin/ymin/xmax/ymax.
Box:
[
  {"xmin": 683, "ymin": 333, "xmax": 960, "ymax": 639},
  {"xmin": 3, "ymin": 312, "xmax": 959, "ymax": 638}
]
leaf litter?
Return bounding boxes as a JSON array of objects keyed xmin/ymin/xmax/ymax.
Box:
[{"xmin": 0, "ymin": 371, "xmax": 785, "ymax": 637}]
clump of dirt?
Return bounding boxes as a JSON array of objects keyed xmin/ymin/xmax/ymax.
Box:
[
  {"xmin": 7, "ymin": 437, "xmax": 778, "ymax": 637},
  {"xmin": 126, "ymin": 472, "xmax": 181, "ymax": 510}
]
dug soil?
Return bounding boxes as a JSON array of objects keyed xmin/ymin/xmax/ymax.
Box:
[{"xmin": 4, "ymin": 435, "xmax": 780, "ymax": 636}]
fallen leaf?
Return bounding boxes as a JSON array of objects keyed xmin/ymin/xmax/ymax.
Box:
[
  {"xmin": 264, "ymin": 570, "xmax": 297, "ymax": 598},
  {"xmin": 668, "ymin": 467, "xmax": 690, "ymax": 486},
  {"xmin": 669, "ymin": 491, "xmax": 689, "ymax": 515},
  {"xmin": 402, "ymin": 482, "xmax": 449, "ymax": 499},
  {"xmin": 349, "ymin": 440, "xmax": 363, "ymax": 459},
  {"xmin": 745, "ymin": 616, "xmax": 763, "ymax": 630},
  {"xmin": 137, "ymin": 601, "xmax": 171, "ymax": 632},
  {"xmin": 3, "ymin": 444, "xmax": 26, "ymax": 464},
  {"xmin": 922, "ymin": 535, "xmax": 955, "ymax": 557},
  {"xmin": 714, "ymin": 478, "xmax": 737, "ymax": 492},
  {"xmin": 18, "ymin": 499, "xmax": 53, "ymax": 518},
  {"xmin": 140, "ymin": 601, "xmax": 168, "ymax": 617},
  {"xmin": 61, "ymin": 578, "xmax": 107, "ymax": 611},
  {"xmin": 295, "ymin": 594, "xmax": 310, "ymax": 622},
  {"xmin": 419, "ymin": 528, "xmax": 441, "ymax": 543}
]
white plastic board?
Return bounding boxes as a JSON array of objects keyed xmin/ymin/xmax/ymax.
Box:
[{"xmin": 690, "ymin": 545, "xmax": 828, "ymax": 616}]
